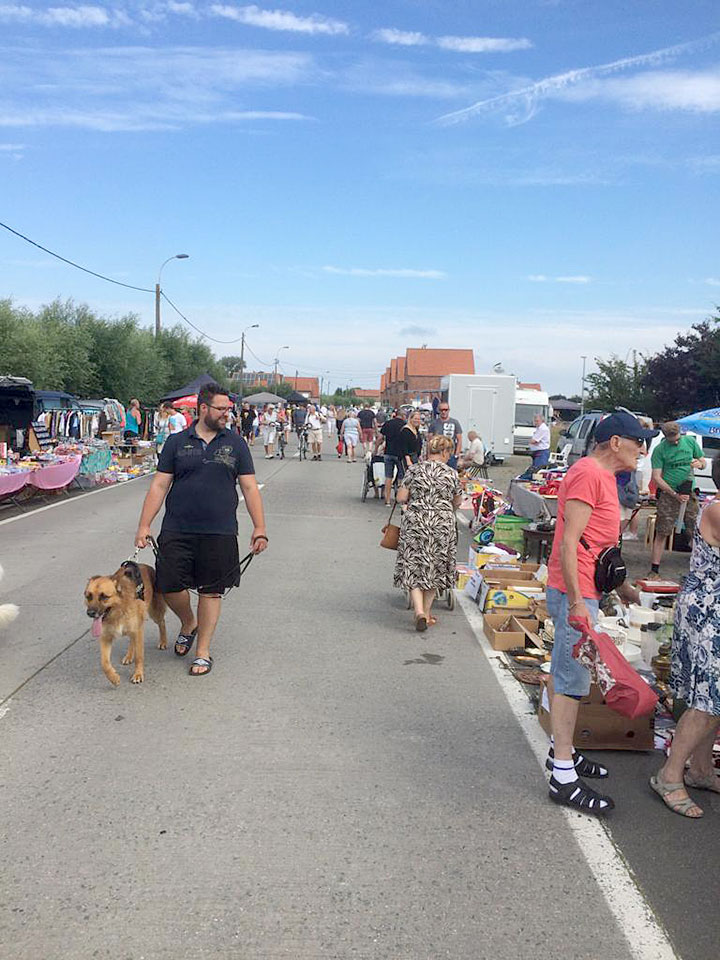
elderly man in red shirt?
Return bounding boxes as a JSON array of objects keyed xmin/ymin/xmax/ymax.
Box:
[{"xmin": 545, "ymin": 410, "xmax": 657, "ymax": 815}]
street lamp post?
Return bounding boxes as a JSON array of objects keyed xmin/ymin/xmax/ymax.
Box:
[
  {"xmin": 580, "ymin": 355, "xmax": 587, "ymax": 415},
  {"xmin": 239, "ymin": 323, "xmax": 259, "ymax": 393},
  {"xmin": 155, "ymin": 253, "xmax": 189, "ymax": 338},
  {"xmin": 273, "ymin": 346, "xmax": 289, "ymax": 386}
]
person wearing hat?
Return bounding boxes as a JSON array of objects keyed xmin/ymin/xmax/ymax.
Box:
[
  {"xmin": 544, "ymin": 410, "xmax": 657, "ymax": 815},
  {"xmin": 648, "ymin": 421, "xmax": 705, "ymax": 578}
]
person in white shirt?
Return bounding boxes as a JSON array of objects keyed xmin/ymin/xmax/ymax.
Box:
[
  {"xmin": 528, "ymin": 413, "xmax": 551, "ymax": 472},
  {"xmin": 168, "ymin": 406, "xmax": 187, "ymax": 435},
  {"xmin": 262, "ymin": 404, "xmax": 278, "ymax": 459},
  {"xmin": 459, "ymin": 431, "xmax": 486, "ymax": 475},
  {"xmin": 305, "ymin": 404, "xmax": 326, "ymax": 460}
]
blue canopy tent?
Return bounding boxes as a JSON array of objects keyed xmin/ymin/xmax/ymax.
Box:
[{"xmin": 677, "ymin": 409, "xmax": 720, "ymax": 437}]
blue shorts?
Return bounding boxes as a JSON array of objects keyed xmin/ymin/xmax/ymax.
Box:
[
  {"xmin": 546, "ymin": 586, "xmax": 599, "ymax": 697},
  {"xmin": 384, "ymin": 455, "xmax": 399, "ymax": 480}
]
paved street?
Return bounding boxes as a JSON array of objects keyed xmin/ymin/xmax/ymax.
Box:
[{"xmin": 0, "ymin": 440, "xmax": 718, "ymax": 959}]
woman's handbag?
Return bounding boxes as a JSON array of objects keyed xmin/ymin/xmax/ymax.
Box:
[
  {"xmin": 336, "ymin": 440, "xmax": 344, "ymax": 455},
  {"xmin": 380, "ymin": 503, "xmax": 401, "ymax": 550}
]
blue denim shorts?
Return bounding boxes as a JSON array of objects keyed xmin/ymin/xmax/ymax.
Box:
[
  {"xmin": 384, "ymin": 455, "xmax": 399, "ymax": 480},
  {"xmin": 546, "ymin": 586, "xmax": 599, "ymax": 697}
]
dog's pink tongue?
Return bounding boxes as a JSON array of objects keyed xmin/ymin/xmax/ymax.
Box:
[{"xmin": 91, "ymin": 618, "xmax": 102, "ymax": 638}]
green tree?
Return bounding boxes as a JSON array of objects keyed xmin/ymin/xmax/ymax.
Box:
[
  {"xmin": 585, "ymin": 352, "xmax": 650, "ymax": 412},
  {"xmin": 641, "ymin": 315, "xmax": 720, "ymax": 419}
]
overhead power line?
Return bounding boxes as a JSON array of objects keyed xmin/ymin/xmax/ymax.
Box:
[
  {"xmin": 0, "ymin": 219, "xmax": 154, "ymax": 293},
  {"xmin": 160, "ymin": 292, "xmax": 254, "ymax": 346}
]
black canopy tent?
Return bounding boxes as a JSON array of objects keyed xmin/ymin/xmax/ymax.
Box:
[
  {"xmin": 159, "ymin": 373, "xmax": 220, "ymax": 404},
  {"xmin": 287, "ymin": 390, "xmax": 309, "ymax": 405},
  {"xmin": 0, "ymin": 376, "xmax": 35, "ymax": 432}
]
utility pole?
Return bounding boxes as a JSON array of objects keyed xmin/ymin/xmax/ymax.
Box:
[
  {"xmin": 580, "ymin": 355, "xmax": 587, "ymax": 415},
  {"xmin": 155, "ymin": 253, "xmax": 189, "ymax": 339},
  {"xmin": 239, "ymin": 324, "xmax": 259, "ymax": 394}
]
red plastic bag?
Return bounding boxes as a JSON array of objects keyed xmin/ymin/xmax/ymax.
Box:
[
  {"xmin": 572, "ymin": 625, "xmax": 658, "ymax": 719},
  {"xmin": 336, "ymin": 440, "xmax": 344, "ymax": 455}
]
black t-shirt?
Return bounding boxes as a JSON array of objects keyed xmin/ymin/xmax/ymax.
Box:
[
  {"xmin": 399, "ymin": 426, "xmax": 422, "ymax": 462},
  {"xmin": 357, "ymin": 409, "xmax": 375, "ymax": 429},
  {"xmin": 239, "ymin": 410, "xmax": 254, "ymax": 433},
  {"xmin": 381, "ymin": 417, "xmax": 405, "ymax": 458},
  {"xmin": 157, "ymin": 425, "xmax": 255, "ymax": 535}
]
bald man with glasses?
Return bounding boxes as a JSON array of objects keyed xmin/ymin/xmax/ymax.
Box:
[{"xmin": 428, "ymin": 403, "xmax": 463, "ymax": 469}]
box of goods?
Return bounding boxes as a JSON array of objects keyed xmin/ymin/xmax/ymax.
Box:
[
  {"xmin": 116, "ymin": 455, "xmax": 132, "ymax": 468},
  {"xmin": 455, "ymin": 564, "xmax": 474, "ymax": 590},
  {"xmin": 482, "ymin": 569, "xmax": 537, "ymax": 583},
  {"xmin": 481, "ymin": 582, "xmax": 542, "ymax": 615},
  {"xmin": 483, "ymin": 614, "xmax": 540, "ymax": 651},
  {"xmin": 538, "ymin": 676, "xmax": 654, "ymax": 751},
  {"xmin": 469, "ymin": 547, "xmax": 520, "ymax": 569},
  {"xmin": 494, "ymin": 515, "xmax": 531, "ymax": 550}
]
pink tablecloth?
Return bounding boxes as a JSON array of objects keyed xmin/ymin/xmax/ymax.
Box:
[
  {"xmin": 0, "ymin": 471, "xmax": 30, "ymax": 497},
  {"xmin": 28, "ymin": 456, "xmax": 81, "ymax": 490}
]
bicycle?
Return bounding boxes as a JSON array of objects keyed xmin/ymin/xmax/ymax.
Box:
[
  {"xmin": 276, "ymin": 426, "xmax": 287, "ymax": 460},
  {"xmin": 297, "ymin": 426, "xmax": 309, "ymax": 461}
]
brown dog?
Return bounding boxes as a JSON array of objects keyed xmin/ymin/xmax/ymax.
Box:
[{"xmin": 84, "ymin": 562, "xmax": 167, "ymax": 686}]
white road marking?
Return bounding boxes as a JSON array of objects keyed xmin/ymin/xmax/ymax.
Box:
[
  {"xmin": 457, "ymin": 591, "xmax": 678, "ymax": 960},
  {"xmin": 0, "ymin": 480, "xmax": 265, "ymax": 524}
]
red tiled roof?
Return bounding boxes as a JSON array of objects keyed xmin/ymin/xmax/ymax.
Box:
[
  {"xmin": 405, "ymin": 348, "xmax": 475, "ymax": 377},
  {"xmin": 390, "ymin": 358, "xmax": 398, "ymax": 383},
  {"xmin": 355, "ymin": 388, "xmax": 380, "ymax": 398},
  {"xmin": 397, "ymin": 356, "xmax": 406, "ymax": 379},
  {"xmin": 380, "ymin": 374, "xmax": 386, "ymax": 392},
  {"xmin": 285, "ymin": 376, "xmax": 319, "ymax": 395},
  {"xmin": 518, "ymin": 382, "xmax": 542, "ymax": 391}
]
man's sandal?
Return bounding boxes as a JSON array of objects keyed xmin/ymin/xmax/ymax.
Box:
[
  {"xmin": 650, "ymin": 775, "xmax": 703, "ymax": 818},
  {"xmin": 174, "ymin": 628, "xmax": 197, "ymax": 657},
  {"xmin": 548, "ymin": 776, "xmax": 615, "ymax": 815},
  {"xmin": 546, "ymin": 748, "xmax": 608, "ymax": 779},
  {"xmin": 189, "ymin": 656, "xmax": 213, "ymax": 677}
]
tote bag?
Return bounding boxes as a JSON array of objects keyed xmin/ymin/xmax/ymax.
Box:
[{"xmin": 572, "ymin": 623, "xmax": 658, "ymax": 719}]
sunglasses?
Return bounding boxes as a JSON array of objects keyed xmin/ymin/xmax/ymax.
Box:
[{"xmin": 620, "ymin": 435, "xmax": 646, "ymax": 446}]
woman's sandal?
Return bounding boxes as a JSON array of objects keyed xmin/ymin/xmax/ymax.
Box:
[
  {"xmin": 545, "ymin": 748, "xmax": 608, "ymax": 779},
  {"xmin": 414, "ymin": 614, "xmax": 428, "ymax": 632},
  {"xmin": 684, "ymin": 771, "xmax": 720, "ymax": 793},
  {"xmin": 174, "ymin": 627, "xmax": 197, "ymax": 657},
  {"xmin": 650, "ymin": 775, "xmax": 704, "ymax": 818},
  {"xmin": 548, "ymin": 776, "xmax": 615, "ymax": 815},
  {"xmin": 189, "ymin": 656, "xmax": 213, "ymax": 677}
]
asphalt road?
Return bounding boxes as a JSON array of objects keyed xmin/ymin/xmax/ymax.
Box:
[{"xmin": 0, "ymin": 440, "xmax": 715, "ymax": 959}]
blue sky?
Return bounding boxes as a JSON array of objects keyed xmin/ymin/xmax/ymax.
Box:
[{"xmin": 1, "ymin": 1, "xmax": 719, "ymax": 394}]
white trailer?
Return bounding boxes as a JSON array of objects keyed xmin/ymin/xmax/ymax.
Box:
[
  {"xmin": 514, "ymin": 388, "xmax": 552, "ymax": 453},
  {"xmin": 439, "ymin": 374, "xmax": 516, "ymax": 463}
]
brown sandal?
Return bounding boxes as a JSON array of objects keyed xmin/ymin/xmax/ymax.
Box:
[
  {"xmin": 650, "ymin": 775, "xmax": 703, "ymax": 818},
  {"xmin": 414, "ymin": 615, "xmax": 427, "ymax": 632},
  {"xmin": 684, "ymin": 772, "xmax": 720, "ymax": 793}
]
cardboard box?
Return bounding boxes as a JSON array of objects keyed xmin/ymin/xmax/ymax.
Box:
[
  {"xmin": 482, "ymin": 570, "xmax": 537, "ymax": 583},
  {"xmin": 480, "ymin": 582, "xmax": 542, "ymax": 612},
  {"xmin": 455, "ymin": 564, "xmax": 474, "ymax": 590},
  {"xmin": 483, "ymin": 614, "xmax": 540, "ymax": 651},
  {"xmin": 538, "ymin": 676, "xmax": 654, "ymax": 751}
]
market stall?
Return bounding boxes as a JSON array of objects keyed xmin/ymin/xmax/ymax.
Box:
[{"xmin": 508, "ymin": 478, "xmax": 558, "ymax": 520}]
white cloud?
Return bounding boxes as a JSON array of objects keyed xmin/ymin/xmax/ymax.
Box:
[
  {"xmin": 0, "ymin": 4, "xmax": 129, "ymax": 27},
  {"xmin": 209, "ymin": 4, "xmax": 349, "ymax": 35},
  {"xmin": 436, "ymin": 36, "xmax": 532, "ymax": 54},
  {"xmin": 372, "ymin": 27, "xmax": 428, "ymax": 47},
  {"xmin": 435, "ymin": 32, "xmax": 720, "ymax": 125},
  {"xmin": 563, "ymin": 69, "xmax": 720, "ymax": 114},
  {"xmin": 705, "ymin": 278, "xmax": 720, "ymax": 287},
  {"xmin": 372, "ymin": 26, "xmax": 531, "ymax": 54},
  {"xmin": 0, "ymin": 142, "xmax": 24, "ymax": 150},
  {"xmin": 528, "ymin": 274, "xmax": 592, "ymax": 283},
  {"xmin": 0, "ymin": 46, "xmax": 318, "ymax": 131},
  {"xmin": 323, "ymin": 265, "xmax": 447, "ymax": 279}
]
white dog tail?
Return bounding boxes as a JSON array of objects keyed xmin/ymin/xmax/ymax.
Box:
[{"xmin": 0, "ymin": 604, "xmax": 19, "ymax": 628}]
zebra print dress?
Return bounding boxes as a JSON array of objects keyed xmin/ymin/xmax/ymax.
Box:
[{"xmin": 393, "ymin": 460, "xmax": 461, "ymax": 591}]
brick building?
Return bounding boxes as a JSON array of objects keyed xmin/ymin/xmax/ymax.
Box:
[
  {"xmin": 284, "ymin": 376, "xmax": 320, "ymax": 401},
  {"xmin": 380, "ymin": 347, "xmax": 475, "ymax": 407}
]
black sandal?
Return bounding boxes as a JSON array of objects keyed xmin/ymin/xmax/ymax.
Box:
[
  {"xmin": 189, "ymin": 656, "xmax": 213, "ymax": 676},
  {"xmin": 174, "ymin": 627, "xmax": 197, "ymax": 657},
  {"xmin": 546, "ymin": 748, "xmax": 609, "ymax": 779},
  {"xmin": 548, "ymin": 776, "xmax": 615, "ymax": 815}
]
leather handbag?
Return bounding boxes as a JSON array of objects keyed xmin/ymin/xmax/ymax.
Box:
[{"xmin": 380, "ymin": 503, "xmax": 400, "ymax": 550}]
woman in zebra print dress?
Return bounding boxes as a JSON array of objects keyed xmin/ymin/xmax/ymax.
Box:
[{"xmin": 394, "ymin": 434, "xmax": 462, "ymax": 631}]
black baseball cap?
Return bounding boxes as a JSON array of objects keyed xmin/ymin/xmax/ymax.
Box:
[{"xmin": 594, "ymin": 410, "xmax": 658, "ymax": 444}]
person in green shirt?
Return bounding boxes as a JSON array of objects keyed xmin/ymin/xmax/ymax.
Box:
[{"xmin": 649, "ymin": 421, "xmax": 705, "ymax": 577}]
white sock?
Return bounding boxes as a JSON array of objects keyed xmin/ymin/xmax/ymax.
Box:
[{"xmin": 552, "ymin": 760, "xmax": 578, "ymax": 785}]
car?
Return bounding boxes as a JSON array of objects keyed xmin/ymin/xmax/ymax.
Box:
[
  {"xmin": 556, "ymin": 411, "xmax": 606, "ymax": 465},
  {"xmin": 557, "ymin": 412, "xmax": 718, "ymax": 494}
]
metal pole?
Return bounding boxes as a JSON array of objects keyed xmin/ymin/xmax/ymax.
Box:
[
  {"xmin": 155, "ymin": 283, "xmax": 161, "ymax": 338},
  {"xmin": 581, "ymin": 355, "xmax": 587, "ymax": 415},
  {"xmin": 239, "ymin": 332, "xmax": 245, "ymax": 393}
]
